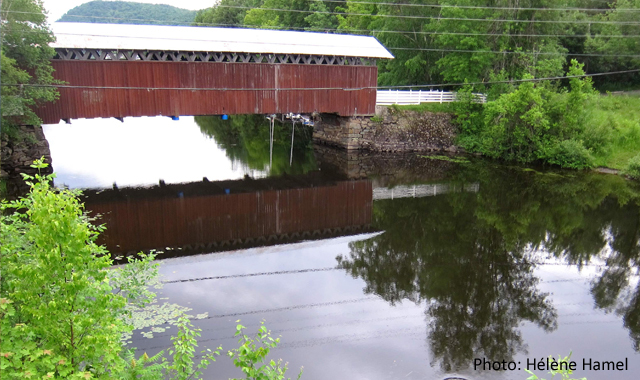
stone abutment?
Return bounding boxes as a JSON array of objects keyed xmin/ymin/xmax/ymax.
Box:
[{"xmin": 312, "ymin": 106, "xmax": 459, "ymax": 153}]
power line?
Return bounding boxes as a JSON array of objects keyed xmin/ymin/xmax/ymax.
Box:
[
  {"xmin": 36, "ymin": 30, "xmax": 640, "ymax": 58},
  {"xmin": 390, "ymin": 47, "xmax": 640, "ymax": 58},
  {"xmin": 195, "ymin": 4, "xmax": 640, "ymax": 25},
  {"xmin": 309, "ymin": 0, "xmax": 639, "ymax": 13},
  {"xmin": 11, "ymin": 24, "xmax": 640, "ymax": 39},
  {"xmin": 2, "ymin": 68, "xmax": 639, "ymax": 91},
  {"xmin": 39, "ymin": 29, "xmax": 640, "ymax": 40},
  {"xmin": 6, "ymin": 8, "xmax": 640, "ymax": 25},
  {"xmin": 8, "ymin": 10, "xmax": 640, "ymax": 39}
]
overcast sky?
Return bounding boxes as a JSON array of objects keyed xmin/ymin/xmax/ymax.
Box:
[{"xmin": 42, "ymin": 0, "xmax": 215, "ymax": 24}]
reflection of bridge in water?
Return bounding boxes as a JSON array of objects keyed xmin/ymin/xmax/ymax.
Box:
[
  {"xmin": 84, "ymin": 173, "xmax": 374, "ymax": 255},
  {"xmin": 84, "ymin": 170, "xmax": 480, "ymax": 256}
]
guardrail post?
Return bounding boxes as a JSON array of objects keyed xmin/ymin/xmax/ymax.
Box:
[{"xmin": 439, "ymin": 91, "xmax": 443, "ymax": 104}]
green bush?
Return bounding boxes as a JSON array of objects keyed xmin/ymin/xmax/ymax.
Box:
[
  {"xmin": 546, "ymin": 139, "xmax": 595, "ymax": 169},
  {"xmin": 480, "ymin": 76, "xmax": 553, "ymax": 163},
  {"xmin": 228, "ymin": 321, "xmax": 303, "ymax": 380},
  {"xmin": 623, "ymin": 154, "xmax": 640, "ymax": 179},
  {"xmin": 451, "ymin": 85, "xmax": 485, "ymax": 136},
  {"xmin": 1, "ymin": 159, "xmax": 302, "ymax": 380}
]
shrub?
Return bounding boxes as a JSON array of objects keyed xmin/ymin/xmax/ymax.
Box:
[
  {"xmin": 546, "ymin": 139, "xmax": 595, "ymax": 169},
  {"xmin": 623, "ymin": 154, "xmax": 640, "ymax": 180},
  {"xmin": 228, "ymin": 321, "xmax": 303, "ymax": 380},
  {"xmin": 481, "ymin": 76, "xmax": 553, "ymax": 163},
  {"xmin": 451, "ymin": 85, "xmax": 485, "ymax": 136}
]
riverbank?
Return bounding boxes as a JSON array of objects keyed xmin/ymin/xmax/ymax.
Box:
[{"xmin": 396, "ymin": 93, "xmax": 640, "ymax": 175}]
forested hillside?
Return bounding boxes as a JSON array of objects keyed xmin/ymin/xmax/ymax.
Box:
[{"xmin": 58, "ymin": 0, "xmax": 196, "ymax": 25}]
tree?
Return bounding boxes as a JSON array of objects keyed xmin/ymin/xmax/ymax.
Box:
[
  {"xmin": 584, "ymin": 0, "xmax": 640, "ymax": 89},
  {"xmin": 0, "ymin": 160, "xmax": 128, "ymax": 378},
  {"xmin": 1, "ymin": 0, "xmax": 58, "ymax": 136},
  {"xmin": 194, "ymin": 0, "xmax": 264, "ymax": 27}
]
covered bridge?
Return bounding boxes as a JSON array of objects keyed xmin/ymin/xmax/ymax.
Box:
[{"xmin": 35, "ymin": 23, "xmax": 393, "ymax": 124}]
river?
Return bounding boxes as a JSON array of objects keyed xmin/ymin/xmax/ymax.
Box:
[{"xmin": 43, "ymin": 115, "xmax": 640, "ymax": 380}]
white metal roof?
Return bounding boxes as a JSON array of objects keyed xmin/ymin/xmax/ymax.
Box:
[{"xmin": 51, "ymin": 23, "xmax": 394, "ymax": 59}]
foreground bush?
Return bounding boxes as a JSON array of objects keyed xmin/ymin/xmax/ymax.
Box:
[
  {"xmin": 1, "ymin": 159, "xmax": 130, "ymax": 378},
  {"xmin": 1, "ymin": 159, "xmax": 301, "ymax": 379}
]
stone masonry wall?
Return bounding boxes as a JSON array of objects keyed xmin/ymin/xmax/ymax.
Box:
[{"xmin": 313, "ymin": 105, "xmax": 459, "ymax": 152}]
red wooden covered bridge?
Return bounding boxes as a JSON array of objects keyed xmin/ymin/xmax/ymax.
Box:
[{"xmin": 35, "ymin": 23, "xmax": 393, "ymax": 124}]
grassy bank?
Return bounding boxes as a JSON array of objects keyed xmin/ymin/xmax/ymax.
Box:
[
  {"xmin": 395, "ymin": 93, "xmax": 640, "ymax": 172},
  {"xmin": 584, "ymin": 95, "xmax": 640, "ymax": 169}
]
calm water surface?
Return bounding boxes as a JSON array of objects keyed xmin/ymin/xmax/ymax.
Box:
[{"xmin": 43, "ymin": 116, "xmax": 640, "ymax": 380}]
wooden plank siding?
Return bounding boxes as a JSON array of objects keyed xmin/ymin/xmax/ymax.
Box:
[
  {"xmin": 36, "ymin": 61, "xmax": 378, "ymax": 124},
  {"xmin": 85, "ymin": 180, "xmax": 373, "ymax": 254}
]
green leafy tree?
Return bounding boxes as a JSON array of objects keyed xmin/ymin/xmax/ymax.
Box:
[
  {"xmin": 476, "ymin": 60, "xmax": 597, "ymax": 167},
  {"xmin": 242, "ymin": 0, "xmax": 343, "ymax": 30},
  {"xmin": 584, "ymin": 0, "xmax": 640, "ymax": 90},
  {"xmin": 304, "ymin": 0, "xmax": 339, "ymax": 31},
  {"xmin": 0, "ymin": 159, "xmax": 127, "ymax": 378},
  {"xmin": 194, "ymin": 0, "xmax": 264, "ymax": 27},
  {"xmin": 1, "ymin": 0, "xmax": 59, "ymax": 136}
]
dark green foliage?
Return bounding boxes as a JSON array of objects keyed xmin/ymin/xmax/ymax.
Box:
[
  {"xmin": 1, "ymin": 0, "xmax": 59, "ymax": 135},
  {"xmin": 194, "ymin": 0, "xmax": 263, "ymax": 27},
  {"xmin": 457, "ymin": 60, "xmax": 598, "ymax": 168},
  {"xmin": 584, "ymin": 0, "xmax": 640, "ymax": 90},
  {"xmin": 195, "ymin": 0, "xmax": 344, "ymax": 31},
  {"xmin": 58, "ymin": 0, "xmax": 196, "ymax": 25}
]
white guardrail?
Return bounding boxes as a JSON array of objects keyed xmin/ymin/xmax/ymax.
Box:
[{"xmin": 376, "ymin": 90, "xmax": 487, "ymax": 105}]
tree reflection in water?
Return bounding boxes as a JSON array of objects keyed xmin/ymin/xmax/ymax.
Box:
[
  {"xmin": 195, "ymin": 114, "xmax": 318, "ymax": 176},
  {"xmin": 337, "ymin": 163, "xmax": 640, "ymax": 371}
]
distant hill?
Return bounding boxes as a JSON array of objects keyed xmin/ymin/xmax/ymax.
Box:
[{"xmin": 58, "ymin": 1, "xmax": 197, "ymax": 25}]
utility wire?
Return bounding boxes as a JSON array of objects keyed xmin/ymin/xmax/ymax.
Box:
[
  {"xmin": 302, "ymin": 0, "xmax": 639, "ymax": 12},
  {"xmin": 2, "ymin": 68, "xmax": 639, "ymax": 91},
  {"xmin": 31, "ymin": 29, "xmax": 640, "ymax": 39},
  {"xmin": 183, "ymin": 5, "xmax": 640, "ymax": 24},
  {"xmin": 35, "ymin": 31, "xmax": 640, "ymax": 58},
  {"xmin": 390, "ymin": 47, "xmax": 640, "ymax": 57},
  {"xmin": 6, "ymin": 8, "xmax": 640, "ymax": 25},
  {"xmin": 13, "ymin": 25, "xmax": 640, "ymax": 39}
]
